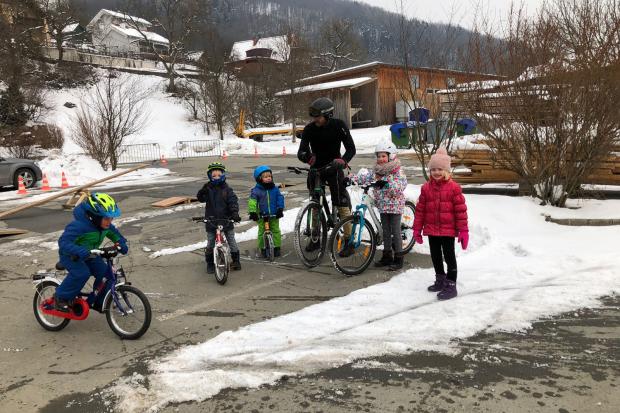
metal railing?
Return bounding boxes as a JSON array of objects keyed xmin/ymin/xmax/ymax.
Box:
[
  {"xmin": 118, "ymin": 143, "xmax": 162, "ymax": 164},
  {"xmin": 175, "ymin": 139, "xmax": 221, "ymax": 160}
]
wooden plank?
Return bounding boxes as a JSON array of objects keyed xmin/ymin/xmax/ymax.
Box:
[
  {"xmin": 0, "ymin": 228, "xmax": 29, "ymax": 237},
  {"xmin": 0, "ymin": 164, "xmax": 149, "ymax": 220},
  {"xmin": 151, "ymin": 196, "xmax": 197, "ymax": 208}
]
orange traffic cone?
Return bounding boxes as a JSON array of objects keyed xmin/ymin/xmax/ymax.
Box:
[
  {"xmin": 41, "ymin": 173, "xmax": 51, "ymax": 191},
  {"xmin": 16, "ymin": 176, "xmax": 28, "ymax": 195},
  {"xmin": 221, "ymin": 150, "xmax": 228, "ymax": 160},
  {"xmin": 160, "ymin": 154, "xmax": 168, "ymax": 166},
  {"xmin": 254, "ymin": 145, "xmax": 259, "ymax": 158},
  {"xmin": 61, "ymin": 171, "xmax": 70, "ymax": 189},
  {"xmin": 282, "ymin": 146, "xmax": 287, "ymax": 156}
]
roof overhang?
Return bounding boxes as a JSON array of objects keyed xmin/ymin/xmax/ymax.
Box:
[{"xmin": 275, "ymin": 77, "xmax": 375, "ymax": 97}]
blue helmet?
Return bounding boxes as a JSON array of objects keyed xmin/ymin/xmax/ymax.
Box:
[
  {"xmin": 85, "ymin": 192, "xmax": 121, "ymax": 218},
  {"xmin": 253, "ymin": 165, "xmax": 272, "ymax": 183}
]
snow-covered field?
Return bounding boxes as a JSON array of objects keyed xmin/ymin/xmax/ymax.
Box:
[
  {"xmin": 111, "ymin": 190, "xmax": 620, "ymax": 413},
  {"xmin": 40, "ymin": 71, "xmax": 395, "ymax": 159}
]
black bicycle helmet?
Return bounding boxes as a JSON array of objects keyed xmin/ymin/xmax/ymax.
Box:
[{"xmin": 309, "ymin": 97, "xmax": 334, "ymax": 118}]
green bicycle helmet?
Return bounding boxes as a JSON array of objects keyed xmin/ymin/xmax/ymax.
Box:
[{"xmin": 86, "ymin": 192, "xmax": 121, "ymax": 218}]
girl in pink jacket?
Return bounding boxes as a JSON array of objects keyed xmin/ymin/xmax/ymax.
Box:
[{"xmin": 413, "ymin": 147, "xmax": 468, "ymax": 300}]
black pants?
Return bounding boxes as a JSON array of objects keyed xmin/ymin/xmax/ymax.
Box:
[
  {"xmin": 428, "ymin": 236, "xmax": 457, "ymax": 281},
  {"xmin": 380, "ymin": 213, "xmax": 402, "ymax": 256},
  {"xmin": 307, "ymin": 166, "xmax": 351, "ymax": 207}
]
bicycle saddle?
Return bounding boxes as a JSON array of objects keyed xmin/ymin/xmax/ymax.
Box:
[{"xmin": 55, "ymin": 262, "xmax": 66, "ymax": 271}]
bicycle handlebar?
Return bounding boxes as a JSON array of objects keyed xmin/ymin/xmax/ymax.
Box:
[
  {"xmin": 192, "ymin": 217, "xmax": 236, "ymax": 224},
  {"xmin": 287, "ymin": 164, "xmax": 336, "ymax": 175}
]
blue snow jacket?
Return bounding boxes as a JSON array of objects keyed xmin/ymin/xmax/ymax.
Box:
[
  {"xmin": 249, "ymin": 183, "xmax": 285, "ymax": 217},
  {"xmin": 58, "ymin": 202, "xmax": 127, "ymax": 261}
]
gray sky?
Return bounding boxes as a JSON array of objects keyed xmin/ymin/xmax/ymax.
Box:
[{"xmin": 354, "ymin": 0, "xmax": 547, "ymax": 29}]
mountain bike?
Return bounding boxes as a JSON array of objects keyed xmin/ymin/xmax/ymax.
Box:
[
  {"xmin": 328, "ymin": 182, "xmax": 416, "ymax": 276},
  {"xmin": 288, "ymin": 165, "xmax": 343, "ymax": 268},
  {"xmin": 32, "ymin": 246, "xmax": 152, "ymax": 340},
  {"xmin": 193, "ymin": 217, "xmax": 234, "ymax": 285}
]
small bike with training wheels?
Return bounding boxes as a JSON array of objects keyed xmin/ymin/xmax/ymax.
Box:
[
  {"xmin": 328, "ymin": 181, "xmax": 416, "ymax": 276},
  {"xmin": 32, "ymin": 246, "xmax": 152, "ymax": 340},
  {"xmin": 260, "ymin": 213, "xmax": 277, "ymax": 262},
  {"xmin": 192, "ymin": 217, "xmax": 234, "ymax": 284},
  {"xmin": 288, "ymin": 164, "xmax": 343, "ymax": 268}
]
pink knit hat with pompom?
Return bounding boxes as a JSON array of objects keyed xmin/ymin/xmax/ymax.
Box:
[{"xmin": 428, "ymin": 147, "xmax": 451, "ymax": 170}]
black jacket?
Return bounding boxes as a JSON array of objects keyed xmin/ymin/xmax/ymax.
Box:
[
  {"xmin": 297, "ymin": 118, "xmax": 356, "ymax": 168},
  {"xmin": 196, "ymin": 181, "xmax": 239, "ymax": 231}
]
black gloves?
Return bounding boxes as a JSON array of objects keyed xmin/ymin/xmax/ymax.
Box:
[
  {"xmin": 249, "ymin": 212, "xmax": 259, "ymax": 222},
  {"xmin": 232, "ymin": 214, "xmax": 241, "ymax": 223},
  {"xmin": 276, "ymin": 208, "xmax": 284, "ymax": 219}
]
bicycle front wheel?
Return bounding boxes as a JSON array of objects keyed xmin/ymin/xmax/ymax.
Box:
[
  {"xmin": 329, "ymin": 215, "xmax": 377, "ymax": 276},
  {"xmin": 105, "ymin": 285, "xmax": 151, "ymax": 340},
  {"xmin": 214, "ymin": 246, "xmax": 229, "ymax": 285},
  {"xmin": 293, "ymin": 201, "xmax": 328, "ymax": 268},
  {"xmin": 264, "ymin": 233, "xmax": 275, "ymax": 262},
  {"xmin": 401, "ymin": 201, "xmax": 416, "ymax": 254}
]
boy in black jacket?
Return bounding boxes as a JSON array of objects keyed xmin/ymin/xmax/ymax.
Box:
[{"xmin": 197, "ymin": 162, "xmax": 242, "ymax": 272}]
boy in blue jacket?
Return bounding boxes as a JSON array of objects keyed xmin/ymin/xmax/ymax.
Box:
[
  {"xmin": 248, "ymin": 165, "xmax": 285, "ymax": 257},
  {"xmin": 54, "ymin": 193, "xmax": 128, "ymax": 312}
]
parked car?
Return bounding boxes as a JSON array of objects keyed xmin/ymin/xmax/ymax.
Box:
[{"xmin": 0, "ymin": 157, "xmax": 43, "ymax": 189}]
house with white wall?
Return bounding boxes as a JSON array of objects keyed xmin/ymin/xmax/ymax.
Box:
[{"xmin": 86, "ymin": 9, "xmax": 169, "ymax": 56}]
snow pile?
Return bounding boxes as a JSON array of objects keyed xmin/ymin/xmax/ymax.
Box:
[
  {"xmin": 448, "ymin": 133, "xmax": 489, "ymax": 151},
  {"xmin": 110, "ymin": 193, "xmax": 620, "ymax": 412},
  {"xmin": 36, "ymin": 152, "xmax": 170, "ymax": 187}
]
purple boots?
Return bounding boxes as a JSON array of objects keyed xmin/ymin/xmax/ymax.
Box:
[{"xmin": 427, "ymin": 274, "xmax": 458, "ymax": 300}]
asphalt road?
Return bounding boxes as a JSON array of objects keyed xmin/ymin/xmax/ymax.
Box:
[{"xmin": 0, "ymin": 154, "xmax": 618, "ymax": 413}]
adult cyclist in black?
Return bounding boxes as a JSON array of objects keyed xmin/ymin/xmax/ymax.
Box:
[{"xmin": 297, "ymin": 97, "xmax": 356, "ymax": 256}]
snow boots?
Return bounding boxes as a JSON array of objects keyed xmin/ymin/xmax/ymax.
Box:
[
  {"xmin": 231, "ymin": 251, "xmax": 241, "ymax": 271},
  {"xmin": 427, "ymin": 274, "xmax": 446, "ymax": 292},
  {"xmin": 374, "ymin": 251, "xmax": 393, "ymax": 268},
  {"xmin": 53, "ymin": 294, "xmax": 71, "ymax": 313},
  {"xmin": 389, "ymin": 255, "xmax": 404, "ymax": 271},
  {"xmin": 437, "ymin": 280, "xmax": 457, "ymax": 300}
]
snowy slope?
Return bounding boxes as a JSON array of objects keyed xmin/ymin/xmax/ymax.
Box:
[
  {"xmin": 42, "ymin": 71, "xmax": 392, "ymax": 159},
  {"xmin": 111, "ymin": 192, "xmax": 620, "ymax": 412}
]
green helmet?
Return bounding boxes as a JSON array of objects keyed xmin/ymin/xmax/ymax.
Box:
[
  {"xmin": 85, "ymin": 192, "xmax": 121, "ymax": 218},
  {"xmin": 207, "ymin": 162, "xmax": 226, "ymax": 174}
]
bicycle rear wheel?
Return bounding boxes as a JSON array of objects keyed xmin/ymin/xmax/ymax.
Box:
[
  {"xmin": 105, "ymin": 285, "xmax": 151, "ymax": 340},
  {"xmin": 264, "ymin": 233, "xmax": 275, "ymax": 262},
  {"xmin": 214, "ymin": 246, "xmax": 229, "ymax": 285},
  {"xmin": 329, "ymin": 215, "xmax": 376, "ymax": 276},
  {"xmin": 293, "ymin": 201, "xmax": 328, "ymax": 268},
  {"xmin": 401, "ymin": 201, "xmax": 416, "ymax": 253},
  {"xmin": 33, "ymin": 281, "xmax": 70, "ymax": 331}
]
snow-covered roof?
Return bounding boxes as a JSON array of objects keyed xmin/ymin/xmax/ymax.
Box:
[
  {"xmin": 230, "ymin": 35, "xmax": 289, "ymax": 62},
  {"xmin": 275, "ymin": 77, "xmax": 375, "ymax": 97},
  {"xmin": 62, "ymin": 23, "xmax": 80, "ymax": 33},
  {"xmin": 111, "ymin": 25, "xmax": 169, "ymax": 45},
  {"xmin": 87, "ymin": 9, "xmax": 152, "ymax": 29},
  {"xmin": 299, "ymin": 62, "xmax": 383, "ymax": 84}
]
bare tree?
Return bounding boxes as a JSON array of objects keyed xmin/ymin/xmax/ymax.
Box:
[
  {"xmin": 123, "ymin": 0, "xmax": 209, "ymax": 92},
  {"xmin": 41, "ymin": 0, "xmax": 77, "ymax": 62},
  {"xmin": 315, "ymin": 17, "xmax": 365, "ymax": 72},
  {"xmin": 394, "ymin": 0, "xmax": 463, "ymax": 179},
  {"xmin": 273, "ymin": 30, "xmax": 313, "ymax": 143},
  {"xmin": 461, "ymin": 0, "xmax": 620, "ymax": 206},
  {"xmin": 196, "ymin": 43, "xmax": 239, "ymax": 140},
  {"xmin": 72, "ymin": 72, "xmax": 150, "ymax": 170}
]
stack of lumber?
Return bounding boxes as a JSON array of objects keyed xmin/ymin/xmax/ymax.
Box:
[
  {"xmin": 451, "ymin": 150, "xmax": 519, "ymax": 183},
  {"xmin": 451, "ymin": 149, "xmax": 620, "ymax": 185}
]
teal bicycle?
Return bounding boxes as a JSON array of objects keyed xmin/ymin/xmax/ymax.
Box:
[{"xmin": 328, "ymin": 181, "xmax": 416, "ymax": 276}]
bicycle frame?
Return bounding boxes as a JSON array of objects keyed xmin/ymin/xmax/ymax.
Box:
[{"xmin": 349, "ymin": 191, "xmax": 383, "ymax": 248}]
